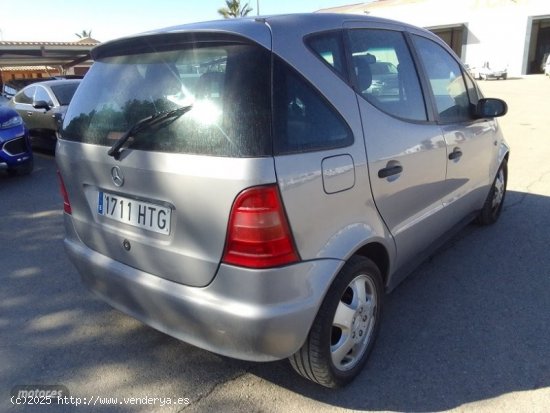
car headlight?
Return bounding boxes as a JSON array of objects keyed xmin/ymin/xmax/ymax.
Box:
[{"xmin": 0, "ymin": 115, "xmax": 23, "ymax": 129}]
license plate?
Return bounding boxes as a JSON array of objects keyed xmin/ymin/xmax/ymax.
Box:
[{"xmin": 98, "ymin": 191, "xmax": 171, "ymax": 235}]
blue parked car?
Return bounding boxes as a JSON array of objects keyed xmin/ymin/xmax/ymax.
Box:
[{"xmin": 0, "ymin": 106, "xmax": 33, "ymax": 175}]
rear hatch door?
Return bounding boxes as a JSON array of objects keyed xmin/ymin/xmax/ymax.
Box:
[{"xmin": 57, "ymin": 32, "xmax": 274, "ymax": 287}]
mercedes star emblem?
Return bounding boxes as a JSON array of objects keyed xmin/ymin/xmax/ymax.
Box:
[{"xmin": 111, "ymin": 166, "xmax": 124, "ymax": 187}]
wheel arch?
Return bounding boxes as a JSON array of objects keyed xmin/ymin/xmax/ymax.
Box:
[
  {"xmin": 498, "ymin": 142, "xmax": 510, "ymax": 167},
  {"xmin": 353, "ymin": 242, "xmax": 390, "ymax": 287}
]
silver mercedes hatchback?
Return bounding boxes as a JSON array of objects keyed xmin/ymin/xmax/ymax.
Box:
[{"xmin": 57, "ymin": 13, "xmax": 508, "ymax": 388}]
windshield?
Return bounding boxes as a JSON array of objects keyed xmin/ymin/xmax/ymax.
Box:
[{"xmin": 61, "ymin": 42, "xmax": 272, "ymax": 157}]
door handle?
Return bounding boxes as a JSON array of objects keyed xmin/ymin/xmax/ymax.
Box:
[
  {"xmin": 378, "ymin": 163, "xmax": 403, "ymax": 179},
  {"xmin": 27, "ymin": 111, "xmax": 33, "ymax": 116},
  {"xmin": 448, "ymin": 147, "xmax": 463, "ymax": 160}
]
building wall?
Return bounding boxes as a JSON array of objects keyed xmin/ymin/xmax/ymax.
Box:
[
  {"xmin": 319, "ymin": 0, "xmax": 550, "ymax": 76},
  {"xmin": 0, "ymin": 68, "xmax": 61, "ymax": 88}
]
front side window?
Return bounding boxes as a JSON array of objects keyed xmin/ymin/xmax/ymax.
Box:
[
  {"xmin": 348, "ymin": 29, "xmax": 427, "ymax": 121},
  {"xmin": 463, "ymin": 73, "xmax": 480, "ymax": 106},
  {"xmin": 412, "ymin": 35, "xmax": 473, "ymax": 123},
  {"xmin": 273, "ymin": 57, "xmax": 353, "ymax": 154},
  {"xmin": 14, "ymin": 86, "xmax": 35, "ymax": 104},
  {"xmin": 34, "ymin": 86, "xmax": 54, "ymax": 106},
  {"xmin": 62, "ymin": 41, "xmax": 271, "ymax": 157}
]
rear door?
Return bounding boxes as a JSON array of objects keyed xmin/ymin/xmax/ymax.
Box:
[{"xmin": 345, "ymin": 26, "xmax": 451, "ymax": 274}]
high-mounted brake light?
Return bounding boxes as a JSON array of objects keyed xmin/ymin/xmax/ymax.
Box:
[
  {"xmin": 222, "ymin": 185, "xmax": 299, "ymax": 269},
  {"xmin": 57, "ymin": 170, "xmax": 72, "ymax": 214}
]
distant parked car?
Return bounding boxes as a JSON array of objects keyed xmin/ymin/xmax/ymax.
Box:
[
  {"xmin": 8, "ymin": 79, "xmax": 81, "ymax": 151},
  {"xmin": 0, "ymin": 106, "xmax": 33, "ymax": 175},
  {"xmin": 471, "ymin": 62, "xmax": 508, "ymax": 80},
  {"xmin": 2, "ymin": 76, "xmax": 84, "ymax": 99},
  {"xmin": 368, "ymin": 61, "xmax": 399, "ymax": 95}
]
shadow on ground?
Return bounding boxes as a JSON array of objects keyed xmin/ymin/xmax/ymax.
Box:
[{"xmin": 1, "ymin": 157, "xmax": 548, "ymax": 412}]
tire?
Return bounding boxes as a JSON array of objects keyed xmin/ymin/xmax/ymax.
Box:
[
  {"xmin": 289, "ymin": 256, "xmax": 383, "ymax": 388},
  {"xmin": 476, "ymin": 159, "xmax": 507, "ymax": 225}
]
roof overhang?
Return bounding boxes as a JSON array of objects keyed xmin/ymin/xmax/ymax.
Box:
[
  {"xmin": 0, "ymin": 41, "xmax": 97, "ymax": 69},
  {"xmin": 426, "ymin": 23, "xmax": 466, "ymax": 31}
]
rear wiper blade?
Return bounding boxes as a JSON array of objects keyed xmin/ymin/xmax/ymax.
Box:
[{"xmin": 108, "ymin": 105, "xmax": 192, "ymax": 160}]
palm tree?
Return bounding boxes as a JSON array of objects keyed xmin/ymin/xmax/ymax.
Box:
[
  {"xmin": 75, "ymin": 30, "xmax": 92, "ymax": 39},
  {"xmin": 218, "ymin": 0, "xmax": 253, "ymax": 18}
]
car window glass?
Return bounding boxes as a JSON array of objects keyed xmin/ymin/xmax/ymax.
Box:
[
  {"xmin": 34, "ymin": 86, "xmax": 54, "ymax": 106},
  {"xmin": 50, "ymin": 83, "xmax": 80, "ymax": 106},
  {"xmin": 412, "ymin": 35, "xmax": 473, "ymax": 123},
  {"xmin": 348, "ymin": 29, "xmax": 427, "ymax": 121},
  {"xmin": 463, "ymin": 72, "xmax": 480, "ymax": 106},
  {"xmin": 14, "ymin": 86, "xmax": 36, "ymax": 104},
  {"xmin": 307, "ymin": 32, "xmax": 347, "ymax": 78},
  {"xmin": 62, "ymin": 42, "xmax": 272, "ymax": 157},
  {"xmin": 273, "ymin": 57, "xmax": 353, "ymax": 154},
  {"xmin": 4, "ymin": 84, "xmax": 17, "ymax": 97}
]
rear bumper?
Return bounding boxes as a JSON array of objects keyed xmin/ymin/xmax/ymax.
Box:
[{"xmin": 64, "ymin": 217, "xmax": 342, "ymax": 361}]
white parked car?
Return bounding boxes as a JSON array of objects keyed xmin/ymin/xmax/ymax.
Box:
[{"xmin": 472, "ymin": 61, "xmax": 508, "ymax": 80}]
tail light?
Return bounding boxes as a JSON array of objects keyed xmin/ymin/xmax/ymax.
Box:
[
  {"xmin": 222, "ymin": 185, "xmax": 299, "ymax": 269},
  {"xmin": 57, "ymin": 170, "xmax": 72, "ymax": 214}
]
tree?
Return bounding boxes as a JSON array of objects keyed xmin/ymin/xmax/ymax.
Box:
[
  {"xmin": 75, "ymin": 30, "xmax": 92, "ymax": 39},
  {"xmin": 217, "ymin": 0, "xmax": 252, "ymax": 18}
]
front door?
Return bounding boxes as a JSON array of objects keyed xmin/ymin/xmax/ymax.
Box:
[{"xmin": 411, "ymin": 34, "xmax": 499, "ymax": 219}]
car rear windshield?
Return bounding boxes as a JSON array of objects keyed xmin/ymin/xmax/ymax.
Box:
[{"xmin": 61, "ymin": 41, "xmax": 272, "ymax": 157}]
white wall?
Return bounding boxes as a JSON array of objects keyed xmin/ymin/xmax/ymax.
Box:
[{"xmin": 322, "ymin": 0, "xmax": 550, "ymax": 75}]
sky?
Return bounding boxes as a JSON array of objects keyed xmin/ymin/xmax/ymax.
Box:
[{"xmin": 0, "ymin": 0, "xmax": 361, "ymax": 42}]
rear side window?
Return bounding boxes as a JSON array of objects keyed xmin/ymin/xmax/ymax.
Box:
[
  {"xmin": 51, "ymin": 83, "xmax": 80, "ymax": 106},
  {"xmin": 273, "ymin": 57, "xmax": 353, "ymax": 154},
  {"xmin": 62, "ymin": 42, "xmax": 271, "ymax": 157},
  {"xmin": 307, "ymin": 32, "xmax": 347, "ymax": 78},
  {"xmin": 347, "ymin": 29, "xmax": 427, "ymax": 121}
]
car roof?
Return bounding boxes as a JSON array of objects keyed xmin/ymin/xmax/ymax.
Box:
[
  {"xmin": 155, "ymin": 13, "xmax": 417, "ymax": 33},
  {"xmin": 25, "ymin": 79, "xmax": 81, "ymax": 89},
  {"xmin": 93, "ymin": 13, "xmax": 433, "ymax": 59}
]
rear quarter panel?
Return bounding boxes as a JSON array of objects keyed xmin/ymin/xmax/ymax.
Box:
[{"xmin": 269, "ymin": 20, "xmax": 394, "ymax": 273}]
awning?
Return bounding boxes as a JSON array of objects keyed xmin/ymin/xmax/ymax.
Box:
[
  {"xmin": 0, "ymin": 41, "xmax": 98, "ymax": 70},
  {"xmin": 0, "ymin": 65, "xmax": 57, "ymax": 72}
]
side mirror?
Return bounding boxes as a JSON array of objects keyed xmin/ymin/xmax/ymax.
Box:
[
  {"xmin": 33, "ymin": 100, "xmax": 51, "ymax": 110},
  {"xmin": 475, "ymin": 98, "xmax": 507, "ymax": 118}
]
